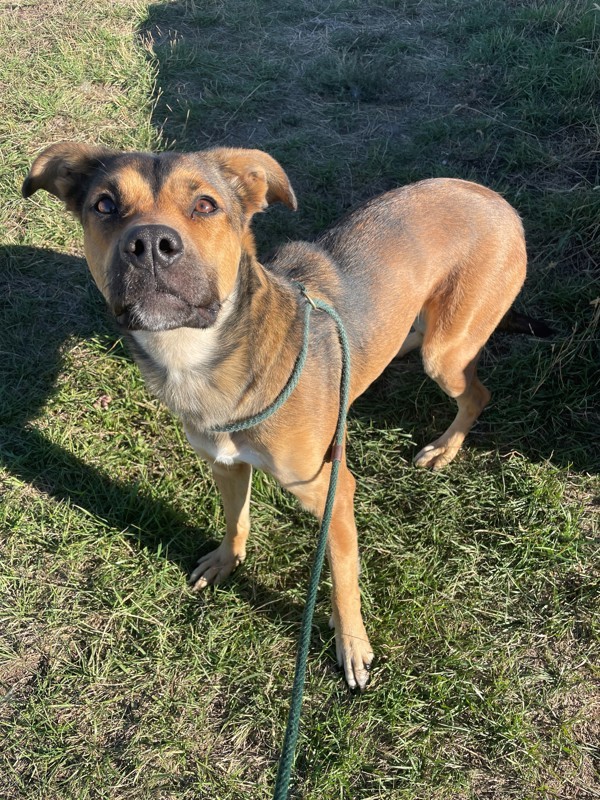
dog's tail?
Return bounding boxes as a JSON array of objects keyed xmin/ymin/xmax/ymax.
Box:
[{"xmin": 498, "ymin": 309, "xmax": 554, "ymax": 338}]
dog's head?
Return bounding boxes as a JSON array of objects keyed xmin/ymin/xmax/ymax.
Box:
[{"xmin": 22, "ymin": 143, "xmax": 296, "ymax": 331}]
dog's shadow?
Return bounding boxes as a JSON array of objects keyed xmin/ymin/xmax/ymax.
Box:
[{"xmin": 0, "ymin": 244, "xmax": 310, "ymax": 622}]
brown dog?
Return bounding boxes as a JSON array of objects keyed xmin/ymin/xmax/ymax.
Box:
[{"xmin": 23, "ymin": 143, "xmax": 527, "ymax": 689}]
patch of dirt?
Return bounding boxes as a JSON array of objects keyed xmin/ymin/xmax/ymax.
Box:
[
  {"xmin": 0, "ymin": 633, "xmax": 50, "ymax": 721},
  {"xmin": 0, "ymin": 650, "xmax": 46, "ymax": 698}
]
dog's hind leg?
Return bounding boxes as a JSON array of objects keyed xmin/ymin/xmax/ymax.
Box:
[
  {"xmin": 395, "ymin": 314, "xmax": 425, "ymax": 358},
  {"xmin": 413, "ymin": 298, "xmax": 495, "ymax": 470},
  {"xmin": 413, "ymin": 226, "xmax": 526, "ymax": 470},
  {"xmin": 414, "ymin": 344, "xmax": 491, "ymax": 470},
  {"xmin": 396, "ymin": 330, "xmax": 423, "ymax": 358}
]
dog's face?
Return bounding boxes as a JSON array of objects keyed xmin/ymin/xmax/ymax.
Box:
[{"xmin": 23, "ymin": 143, "xmax": 296, "ymax": 331}]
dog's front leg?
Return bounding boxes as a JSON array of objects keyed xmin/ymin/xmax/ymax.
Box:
[
  {"xmin": 289, "ymin": 461, "xmax": 374, "ymax": 690},
  {"xmin": 189, "ymin": 461, "xmax": 252, "ymax": 590},
  {"xmin": 327, "ymin": 464, "xmax": 374, "ymax": 690}
]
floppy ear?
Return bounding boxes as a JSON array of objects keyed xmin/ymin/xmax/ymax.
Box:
[
  {"xmin": 209, "ymin": 147, "xmax": 297, "ymax": 215},
  {"xmin": 22, "ymin": 142, "xmax": 115, "ymax": 216}
]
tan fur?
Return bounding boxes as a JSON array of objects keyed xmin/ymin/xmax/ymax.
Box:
[{"xmin": 23, "ymin": 144, "xmax": 528, "ymax": 690}]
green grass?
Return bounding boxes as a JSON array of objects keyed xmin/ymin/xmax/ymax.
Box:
[{"xmin": 1, "ymin": 0, "xmax": 599, "ymax": 798}]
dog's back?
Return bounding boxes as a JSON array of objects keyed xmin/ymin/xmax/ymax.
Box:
[{"xmin": 267, "ymin": 178, "xmax": 526, "ymax": 402}]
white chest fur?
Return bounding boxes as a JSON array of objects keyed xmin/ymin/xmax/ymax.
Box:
[
  {"xmin": 129, "ymin": 291, "xmax": 239, "ymax": 422},
  {"xmin": 184, "ymin": 425, "xmax": 267, "ymax": 469},
  {"xmin": 131, "ymin": 325, "xmax": 220, "ymax": 374},
  {"xmin": 130, "ymin": 287, "xmax": 237, "ymax": 374}
]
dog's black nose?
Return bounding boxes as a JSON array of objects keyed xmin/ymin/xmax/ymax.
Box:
[{"xmin": 120, "ymin": 225, "xmax": 184, "ymax": 271}]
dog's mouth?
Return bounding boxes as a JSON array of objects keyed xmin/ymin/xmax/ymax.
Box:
[{"xmin": 114, "ymin": 293, "xmax": 221, "ymax": 332}]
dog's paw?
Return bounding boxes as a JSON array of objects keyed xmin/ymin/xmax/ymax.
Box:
[
  {"xmin": 414, "ymin": 440, "xmax": 459, "ymax": 471},
  {"xmin": 188, "ymin": 545, "xmax": 245, "ymax": 591},
  {"xmin": 334, "ymin": 622, "xmax": 374, "ymax": 691}
]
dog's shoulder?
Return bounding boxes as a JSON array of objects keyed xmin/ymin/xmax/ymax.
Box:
[{"xmin": 263, "ymin": 241, "xmax": 342, "ymax": 300}]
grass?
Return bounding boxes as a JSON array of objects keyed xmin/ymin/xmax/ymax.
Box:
[{"xmin": 0, "ymin": 0, "xmax": 599, "ymax": 798}]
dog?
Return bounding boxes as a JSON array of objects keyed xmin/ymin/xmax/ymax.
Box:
[{"xmin": 23, "ymin": 142, "xmax": 530, "ymax": 689}]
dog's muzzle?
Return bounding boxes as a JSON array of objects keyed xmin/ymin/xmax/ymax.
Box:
[{"xmin": 110, "ymin": 224, "xmax": 221, "ymax": 331}]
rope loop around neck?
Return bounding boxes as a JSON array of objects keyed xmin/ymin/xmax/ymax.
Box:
[{"xmin": 210, "ymin": 282, "xmax": 348, "ymax": 437}]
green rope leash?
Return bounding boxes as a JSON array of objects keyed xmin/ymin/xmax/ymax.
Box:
[
  {"xmin": 272, "ymin": 291, "xmax": 350, "ymax": 800},
  {"xmin": 210, "ymin": 283, "xmax": 352, "ymax": 800}
]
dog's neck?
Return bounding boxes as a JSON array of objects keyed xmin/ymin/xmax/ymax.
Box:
[{"xmin": 126, "ymin": 250, "xmax": 303, "ymax": 432}]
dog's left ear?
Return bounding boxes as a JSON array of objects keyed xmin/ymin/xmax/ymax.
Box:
[
  {"xmin": 209, "ymin": 148, "xmax": 297, "ymax": 215},
  {"xmin": 22, "ymin": 141, "xmax": 115, "ymax": 217}
]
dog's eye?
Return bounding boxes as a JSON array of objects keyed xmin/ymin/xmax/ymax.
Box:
[
  {"xmin": 193, "ymin": 197, "xmax": 217, "ymax": 216},
  {"xmin": 95, "ymin": 196, "xmax": 117, "ymax": 215}
]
